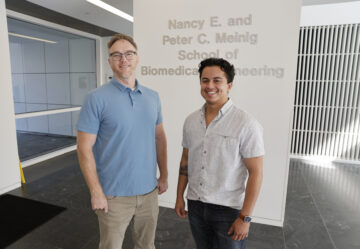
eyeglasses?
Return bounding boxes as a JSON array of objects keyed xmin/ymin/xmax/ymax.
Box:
[{"xmin": 109, "ymin": 51, "xmax": 137, "ymax": 61}]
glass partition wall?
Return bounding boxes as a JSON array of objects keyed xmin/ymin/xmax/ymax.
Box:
[{"xmin": 8, "ymin": 17, "xmax": 97, "ymax": 162}]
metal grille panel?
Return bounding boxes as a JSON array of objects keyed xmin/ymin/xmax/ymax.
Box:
[{"xmin": 291, "ymin": 24, "xmax": 360, "ymax": 161}]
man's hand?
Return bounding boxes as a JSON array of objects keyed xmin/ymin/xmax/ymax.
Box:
[
  {"xmin": 157, "ymin": 176, "xmax": 168, "ymax": 194},
  {"xmin": 227, "ymin": 218, "xmax": 250, "ymax": 241},
  {"xmin": 91, "ymin": 192, "xmax": 108, "ymax": 213},
  {"xmin": 175, "ymin": 198, "xmax": 187, "ymax": 219}
]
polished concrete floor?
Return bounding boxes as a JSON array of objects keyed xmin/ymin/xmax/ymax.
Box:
[
  {"xmin": 17, "ymin": 132, "xmax": 76, "ymax": 161},
  {"xmin": 4, "ymin": 151, "xmax": 360, "ymax": 249}
]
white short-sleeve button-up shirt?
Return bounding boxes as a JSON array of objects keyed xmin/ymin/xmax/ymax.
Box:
[{"xmin": 182, "ymin": 99, "xmax": 265, "ymax": 209}]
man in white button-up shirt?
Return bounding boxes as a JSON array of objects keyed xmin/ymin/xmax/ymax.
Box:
[{"xmin": 175, "ymin": 58, "xmax": 265, "ymax": 249}]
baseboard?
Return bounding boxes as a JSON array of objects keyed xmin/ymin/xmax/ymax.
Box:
[
  {"xmin": 159, "ymin": 200, "xmax": 174, "ymax": 209},
  {"xmin": 0, "ymin": 182, "xmax": 21, "ymax": 195},
  {"xmin": 251, "ymin": 216, "xmax": 283, "ymax": 227}
]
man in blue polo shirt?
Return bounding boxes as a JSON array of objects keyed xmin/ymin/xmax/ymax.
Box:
[{"xmin": 77, "ymin": 34, "xmax": 168, "ymax": 249}]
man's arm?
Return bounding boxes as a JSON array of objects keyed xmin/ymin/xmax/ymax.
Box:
[
  {"xmin": 175, "ymin": 148, "xmax": 189, "ymax": 218},
  {"xmin": 155, "ymin": 123, "xmax": 168, "ymax": 194},
  {"xmin": 228, "ymin": 156, "xmax": 264, "ymax": 240},
  {"xmin": 77, "ymin": 131, "xmax": 108, "ymax": 212}
]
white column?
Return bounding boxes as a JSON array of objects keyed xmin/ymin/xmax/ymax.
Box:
[
  {"xmin": 0, "ymin": 1, "xmax": 21, "ymax": 194},
  {"xmin": 134, "ymin": 0, "xmax": 301, "ymax": 227}
]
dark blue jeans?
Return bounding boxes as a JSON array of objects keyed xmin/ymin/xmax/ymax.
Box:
[{"xmin": 188, "ymin": 200, "xmax": 246, "ymax": 249}]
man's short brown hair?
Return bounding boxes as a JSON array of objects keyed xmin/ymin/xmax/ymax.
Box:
[{"xmin": 107, "ymin": 34, "xmax": 137, "ymax": 50}]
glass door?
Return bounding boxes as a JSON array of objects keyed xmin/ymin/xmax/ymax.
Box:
[{"xmin": 7, "ymin": 17, "xmax": 97, "ymax": 162}]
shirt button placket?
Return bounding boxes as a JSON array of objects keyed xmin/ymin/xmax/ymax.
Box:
[
  {"xmin": 199, "ymin": 127, "xmax": 208, "ymax": 199},
  {"xmin": 131, "ymin": 92, "xmax": 136, "ymax": 108}
]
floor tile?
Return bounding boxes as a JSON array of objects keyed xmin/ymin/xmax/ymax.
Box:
[
  {"xmin": 247, "ymin": 223, "xmax": 285, "ymax": 249},
  {"xmin": 4, "ymin": 153, "xmax": 359, "ymax": 249},
  {"xmin": 284, "ymin": 161, "xmax": 335, "ymax": 249},
  {"xmin": 298, "ymin": 160, "xmax": 360, "ymax": 249}
]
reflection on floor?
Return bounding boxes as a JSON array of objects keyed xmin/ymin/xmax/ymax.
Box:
[
  {"xmin": 5, "ymin": 152, "xmax": 360, "ymax": 249},
  {"xmin": 285, "ymin": 159, "xmax": 360, "ymax": 249},
  {"xmin": 16, "ymin": 131, "xmax": 76, "ymax": 161}
]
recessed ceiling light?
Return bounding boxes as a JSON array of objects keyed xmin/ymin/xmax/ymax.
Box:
[
  {"xmin": 8, "ymin": 32, "xmax": 57, "ymax": 44},
  {"xmin": 86, "ymin": 0, "xmax": 134, "ymax": 23}
]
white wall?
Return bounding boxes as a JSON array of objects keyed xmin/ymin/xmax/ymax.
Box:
[
  {"xmin": 134, "ymin": 0, "xmax": 301, "ymax": 227},
  {"xmin": 0, "ymin": 0, "xmax": 21, "ymax": 194}
]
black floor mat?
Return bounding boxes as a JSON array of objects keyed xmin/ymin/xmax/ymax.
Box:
[{"xmin": 0, "ymin": 194, "xmax": 66, "ymax": 248}]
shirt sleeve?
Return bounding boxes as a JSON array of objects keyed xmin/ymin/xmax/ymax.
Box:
[
  {"xmin": 155, "ymin": 92, "xmax": 163, "ymax": 125},
  {"xmin": 239, "ymin": 120, "xmax": 265, "ymax": 158},
  {"xmin": 182, "ymin": 118, "xmax": 189, "ymax": 149},
  {"xmin": 77, "ymin": 92, "xmax": 101, "ymax": 135}
]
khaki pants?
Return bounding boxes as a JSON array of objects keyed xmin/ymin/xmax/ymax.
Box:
[{"xmin": 96, "ymin": 188, "xmax": 159, "ymax": 249}]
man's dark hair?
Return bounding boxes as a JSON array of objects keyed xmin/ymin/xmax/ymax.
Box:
[{"xmin": 198, "ymin": 58, "xmax": 235, "ymax": 83}]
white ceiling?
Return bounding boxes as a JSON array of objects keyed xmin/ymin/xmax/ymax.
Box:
[
  {"xmin": 26, "ymin": 0, "xmax": 133, "ymax": 35},
  {"xmin": 25, "ymin": 0, "xmax": 359, "ymax": 36},
  {"xmin": 303, "ymin": 0, "xmax": 359, "ymax": 5}
]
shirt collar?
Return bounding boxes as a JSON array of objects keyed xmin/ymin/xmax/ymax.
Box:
[
  {"xmin": 111, "ymin": 78, "xmax": 143, "ymax": 94},
  {"xmin": 219, "ymin": 98, "xmax": 233, "ymax": 115},
  {"xmin": 200, "ymin": 98, "xmax": 233, "ymax": 117}
]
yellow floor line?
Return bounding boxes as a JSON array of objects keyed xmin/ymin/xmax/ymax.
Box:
[{"xmin": 19, "ymin": 160, "xmax": 26, "ymax": 184}]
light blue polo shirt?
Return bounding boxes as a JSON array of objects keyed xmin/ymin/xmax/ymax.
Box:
[{"xmin": 77, "ymin": 78, "xmax": 162, "ymax": 196}]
